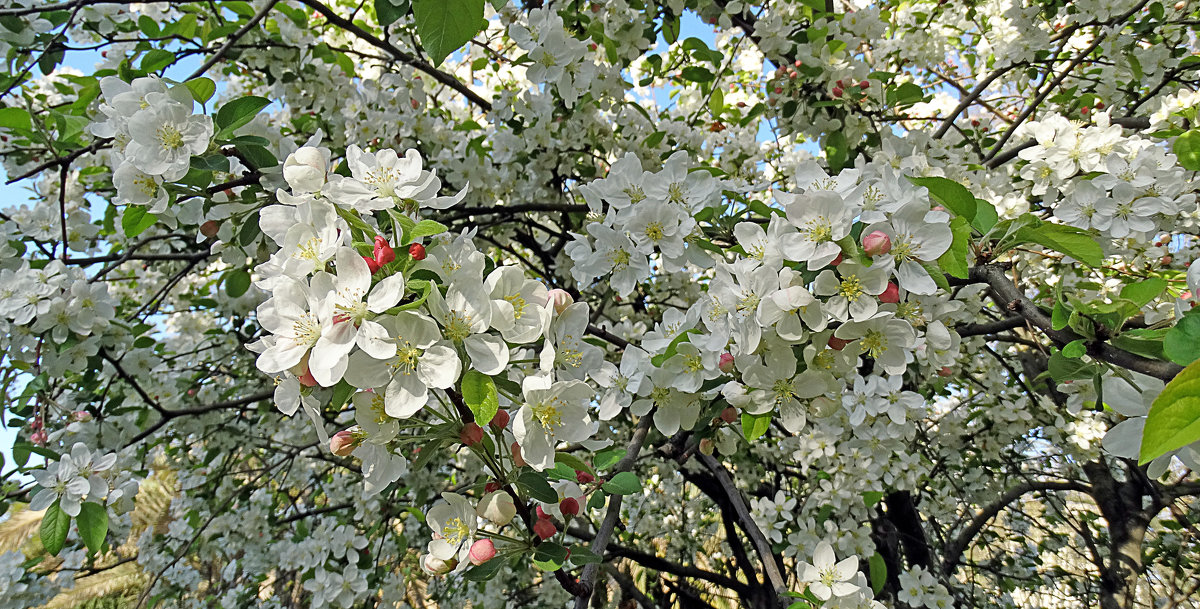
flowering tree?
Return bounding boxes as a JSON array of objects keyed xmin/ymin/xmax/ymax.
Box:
[{"xmin": 3, "ymin": 0, "xmax": 1200, "ymax": 608}]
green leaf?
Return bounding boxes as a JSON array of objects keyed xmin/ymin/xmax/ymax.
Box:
[
  {"xmin": 376, "ymin": 0, "xmax": 409, "ymax": 27},
  {"xmin": 140, "ymin": 49, "xmax": 175, "ymax": 73},
  {"xmin": 185, "ymin": 77, "xmax": 216, "ymax": 104},
  {"xmin": 1120, "ymin": 277, "xmax": 1167, "ymax": 307},
  {"xmin": 1174, "ymin": 130, "xmax": 1200, "ymax": 171},
  {"xmin": 593, "ymin": 448, "xmax": 622, "ymax": 472},
  {"xmin": 0, "ymin": 107, "xmax": 32, "ymax": 131},
  {"xmin": 412, "ymin": 0, "xmax": 485, "ymax": 67},
  {"xmin": 461, "ymin": 370, "xmax": 499, "ymax": 425},
  {"xmin": 554, "ymin": 452, "xmax": 595, "ymax": 477},
  {"xmin": 1046, "ymin": 352, "xmax": 1099, "ymax": 382},
  {"xmin": 1140, "ymin": 359, "xmax": 1200, "ymax": 463},
  {"xmin": 1016, "ymin": 223, "xmax": 1104, "ymax": 267},
  {"xmin": 516, "ymin": 471, "xmax": 559, "ymax": 504},
  {"xmin": 887, "ymin": 82, "xmax": 924, "ymax": 107},
  {"xmin": 121, "ymin": 206, "xmax": 157, "ymax": 238},
  {"xmin": 973, "ymin": 198, "xmax": 999, "ymax": 233},
  {"xmin": 907, "ymin": 176, "xmax": 977, "ymax": 225},
  {"xmin": 224, "ymin": 269, "xmax": 251, "ymax": 298},
  {"xmin": 215, "ymin": 96, "xmax": 272, "ymax": 135},
  {"xmin": 741, "ymin": 411, "xmax": 771, "ymax": 441},
  {"xmin": 40, "ymin": 501, "xmax": 70, "ymax": 556},
  {"xmin": 408, "ymin": 219, "xmax": 448, "ymax": 243},
  {"xmin": 1052, "ymin": 299, "xmax": 1070, "ymax": 331},
  {"xmin": 938, "ymin": 216, "xmax": 971, "ymax": 279},
  {"xmin": 329, "ymin": 379, "xmax": 356, "ymax": 411},
  {"xmin": 680, "ymin": 66, "xmax": 714, "ymax": 82},
  {"xmin": 650, "ymin": 329, "xmax": 697, "ymax": 367},
  {"xmin": 825, "ymin": 131, "xmax": 849, "ymax": 172},
  {"xmin": 1062, "ymin": 339, "xmax": 1086, "ymax": 359},
  {"xmin": 601, "ymin": 471, "xmax": 642, "ymax": 495},
  {"xmin": 862, "ymin": 491, "xmax": 884, "ymax": 508},
  {"xmin": 1165, "ymin": 310, "xmax": 1200, "ymax": 365},
  {"xmin": 76, "ymin": 502, "xmax": 108, "ymax": 555},
  {"xmin": 532, "ymin": 542, "xmax": 568, "ymax": 571},
  {"xmin": 868, "ymin": 552, "xmax": 887, "ymax": 595},
  {"xmin": 569, "ymin": 544, "xmax": 603, "ymax": 565},
  {"xmin": 464, "ymin": 556, "xmax": 503, "ymax": 580}
]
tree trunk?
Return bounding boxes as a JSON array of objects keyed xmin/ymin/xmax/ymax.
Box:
[{"xmin": 1083, "ymin": 459, "xmax": 1160, "ymax": 609}]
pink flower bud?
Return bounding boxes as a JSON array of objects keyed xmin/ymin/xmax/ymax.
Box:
[
  {"xmin": 559, "ymin": 497, "xmax": 580, "ymax": 516},
  {"xmin": 575, "ymin": 470, "xmax": 595, "ymax": 484},
  {"xmin": 200, "ymin": 220, "xmax": 220, "ymax": 238},
  {"xmin": 469, "ymin": 539, "xmax": 496, "ymax": 565},
  {"xmin": 832, "ymin": 86, "xmax": 843, "ymax": 98},
  {"xmin": 858, "ymin": 80, "xmax": 870, "ymax": 89},
  {"xmin": 31, "ymin": 429, "xmax": 47, "ymax": 446},
  {"xmin": 718, "ymin": 352, "xmax": 735, "ymax": 373},
  {"xmin": 828, "ymin": 335, "xmax": 851, "ymax": 351},
  {"xmin": 937, "ymin": 366, "xmax": 954, "ymax": 377},
  {"xmin": 879, "ymin": 282, "xmax": 900, "ymax": 304},
  {"xmin": 298, "ymin": 366, "xmax": 319, "ymax": 387},
  {"xmin": 373, "ymin": 236, "xmax": 395, "ymax": 266},
  {"xmin": 330, "ymin": 429, "xmax": 359, "ymax": 456},
  {"xmin": 862, "ymin": 230, "xmax": 892, "ymax": 257},
  {"xmin": 719, "ymin": 407, "xmax": 738, "ymax": 424},
  {"xmin": 534, "ymin": 518, "xmax": 557, "ymax": 540},
  {"xmin": 831, "ymin": 252, "xmax": 844, "ymax": 266},
  {"xmin": 511, "ymin": 442, "xmax": 526, "ymax": 467},
  {"xmin": 545, "ymin": 289, "xmax": 574, "ymax": 314},
  {"xmin": 459, "ymin": 422, "xmax": 484, "ymax": 446},
  {"xmin": 490, "ymin": 409, "xmax": 510, "ymax": 429},
  {"xmin": 408, "ymin": 243, "xmax": 427, "ymax": 261},
  {"xmin": 485, "ymin": 481, "xmax": 501, "ymax": 494},
  {"xmin": 536, "ymin": 505, "xmax": 549, "ymax": 519}
]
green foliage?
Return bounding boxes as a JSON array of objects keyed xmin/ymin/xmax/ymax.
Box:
[
  {"xmin": 412, "ymin": 0, "xmax": 485, "ymax": 66},
  {"xmin": 1141, "ymin": 359, "xmax": 1200, "ymax": 464}
]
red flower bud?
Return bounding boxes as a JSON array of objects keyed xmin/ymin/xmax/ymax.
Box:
[
  {"xmin": 459, "ymin": 422, "xmax": 484, "ymax": 446},
  {"xmin": 200, "ymin": 220, "xmax": 220, "ymax": 238},
  {"xmin": 511, "ymin": 442, "xmax": 526, "ymax": 467},
  {"xmin": 831, "ymin": 252, "xmax": 844, "ymax": 266},
  {"xmin": 533, "ymin": 518, "xmax": 557, "ymax": 540},
  {"xmin": 575, "ymin": 470, "xmax": 595, "ymax": 484},
  {"xmin": 879, "ymin": 282, "xmax": 900, "ymax": 304},
  {"xmin": 718, "ymin": 352, "xmax": 735, "ymax": 373},
  {"xmin": 409, "ymin": 243, "xmax": 427, "ymax": 261},
  {"xmin": 490, "ymin": 409, "xmax": 510, "ymax": 429},
  {"xmin": 330, "ymin": 430, "xmax": 359, "ymax": 456},
  {"xmin": 536, "ymin": 505, "xmax": 550, "ymax": 520},
  {"xmin": 862, "ymin": 230, "xmax": 892, "ymax": 257},
  {"xmin": 720, "ymin": 407, "xmax": 738, "ymax": 424},
  {"xmin": 363, "ymin": 255, "xmax": 381, "ymax": 273},
  {"xmin": 559, "ymin": 497, "xmax": 580, "ymax": 516},
  {"xmin": 485, "ymin": 481, "xmax": 501, "ymax": 494},
  {"xmin": 828, "ymin": 336, "xmax": 851, "ymax": 351},
  {"xmin": 937, "ymin": 366, "xmax": 953, "ymax": 377},
  {"xmin": 832, "ymin": 86, "xmax": 843, "ymax": 97},
  {"xmin": 298, "ymin": 366, "xmax": 319, "ymax": 387},
  {"xmin": 373, "ymin": 236, "xmax": 395, "ymax": 266}
]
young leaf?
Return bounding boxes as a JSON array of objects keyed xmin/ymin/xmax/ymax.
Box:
[
  {"xmin": 1174, "ymin": 129, "xmax": 1200, "ymax": 171},
  {"xmin": 460, "ymin": 370, "xmax": 499, "ymax": 425},
  {"xmin": 600, "ymin": 471, "xmax": 642, "ymax": 495},
  {"xmin": 907, "ymin": 176, "xmax": 977, "ymax": 224},
  {"xmin": 741, "ymin": 411, "xmax": 771, "ymax": 441},
  {"xmin": 40, "ymin": 501, "xmax": 70, "ymax": 556},
  {"xmin": 1140, "ymin": 359, "xmax": 1200, "ymax": 464},
  {"xmin": 532, "ymin": 542, "xmax": 568, "ymax": 571},
  {"xmin": 225, "ymin": 269, "xmax": 252, "ymax": 298},
  {"xmin": 937, "ymin": 216, "xmax": 971, "ymax": 279},
  {"xmin": 412, "ymin": 0, "xmax": 485, "ymax": 67},
  {"xmin": 1165, "ymin": 310, "xmax": 1200, "ymax": 365},
  {"xmin": 185, "ymin": 77, "xmax": 217, "ymax": 104},
  {"xmin": 516, "ymin": 471, "xmax": 559, "ymax": 503},
  {"xmin": 76, "ymin": 502, "xmax": 109, "ymax": 555},
  {"xmin": 408, "ymin": 219, "xmax": 449, "ymax": 243},
  {"xmin": 215, "ymin": 96, "xmax": 272, "ymax": 135},
  {"xmin": 1120, "ymin": 277, "xmax": 1167, "ymax": 307},
  {"xmin": 122, "ymin": 206, "xmax": 157, "ymax": 238}
]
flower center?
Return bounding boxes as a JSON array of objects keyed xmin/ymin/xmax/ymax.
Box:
[
  {"xmin": 838, "ymin": 275, "xmax": 864, "ymax": 301},
  {"xmin": 804, "ymin": 217, "xmax": 833, "ymax": 243},
  {"xmin": 532, "ymin": 398, "xmax": 565, "ymax": 431},
  {"xmin": 644, "ymin": 221, "xmax": 665, "ymax": 242},
  {"xmin": 157, "ymin": 124, "xmax": 184, "ymax": 150},
  {"xmin": 860, "ymin": 329, "xmax": 887, "ymax": 358},
  {"xmin": 292, "ymin": 312, "xmax": 321, "ymax": 346},
  {"xmin": 443, "ymin": 311, "xmax": 473, "ymax": 341},
  {"xmin": 392, "ymin": 342, "xmax": 421, "ymax": 374},
  {"xmin": 442, "ymin": 517, "xmax": 470, "ymax": 547}
]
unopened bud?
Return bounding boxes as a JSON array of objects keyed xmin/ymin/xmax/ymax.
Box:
[
  {"xmin": 420, "ymin": 554, "xmax": 455, "ymax": 575},
  {"xmin": 831, "ymin": 252, "xmax": 843, "ymax": 266},
  {"xmin": 490, "ymin": 409, "xmax": 510, "ymax": 429},
  {"xmin": 283, "ymin": 146, "xmax": 328, "ymax": 193},
  {"xmin": 363, "ymin": 255, "xmax": 381, "ymax": 274},
  {"xmin": 484, "ymin": 481, "xmax": 501, "ymax": 494},
  {"xmin": 559, "ymin": 497, "xmax": 580, "ymax": 516},
  {"xmin": 459, "ymin": 422, "xmax": 484, "ymax": 446},
  {"xmin": 200, "ymin": 220, "xmax": 220, "ymax": 238},
  {"xmin": 575, "ymin": 470, "xmax": 595, "ymax": 484},
  {"xmin": 31, "ymin": 429, "xmax": 47, "ymax": 446},
  {"xmin": 832, "ymin": 86, "xmax": 843, "ymax": 98},
  {"xmin": 536, "ymin": 505, "xmax": 549, "ymax": 519},
  {"xmin": 72, "ymin": 411, "xmax": 92, "ymax": 422},
  {"xmin": 298, "ymin": 366, "xmax": 319, "ymax": 387},
  {"xmin": 533, "ymin": 518, "xmax": 557, "ymax": 540},
  {"xmin": 862, "ymin": 230, "xmax": 892, "ymax": 257},
  {"xmin": 718, "ymin": 352, "xmax": 735, "ymax": 373},
  {"xmin": 828, "ymin": 335, "xmax": 851, "ymax": 351},
  {"xmin": 469, "ymin": 539, "xmax": 496, "ymax": 565},
  {"xmin": 699, "ymin": 438, "xmax": 715, "ymax": 455},
  {"xmin": 937, "ymin": 366, "xmax": 953, "ymax": 377},
  {"xmin": 546, "ymin": 289, "xmax": 574, "ymax": 314},
  {"xmin": 511, "ymin": 442, "xmax": 526, "ymax": 467},
  {"xmin": 408, "ymin": 243, "xmax": 427, "ymax": 261},
  {"xmin": 719, "ymin": 407, "xmax": 738, "ymax": 424},
  {"xmin": 330, "ymin": 429, "xmax": 359, "ymax": 456},
  {"xmin": 879, "ymin": 282, "xmax": 900, "ymax": 304},
  {"xmin": 477, "ymin": 490, "xmax": 517, "ymax": 525},
  {"xmin": 373, "ymin": 236, "xmax": 395, "ymax": 266}
]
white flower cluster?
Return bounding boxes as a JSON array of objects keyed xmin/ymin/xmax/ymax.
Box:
[
  {"xmin": 508, "ymin": 7, "xmax": 599, "ymax": 108},
  {"xmin": 0, "ymin": 551, "xmax": 58, "ymax": 609},
  {"xmin": 28, "ymin": 442, "xmax": 128, "ymax": 517},
  {"xmin": 90, "ymin": 76, "xmax": 214, "ymax": 213}
]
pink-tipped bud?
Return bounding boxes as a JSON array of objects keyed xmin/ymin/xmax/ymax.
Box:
[
  {"xmin": 559, "ymin": 497, "xmax": 580, "ymax": 516},
  {"xmin": 794, "ymin": 60, "xmax": 803, "ymax": 67},
  {"xmin": 31, "ymin": 429, "xmax": 47, "ymax": 446},
  {"xmin": 546, "ymin": 289, "xmax": 574, "ymax": 314},
  {"xmin": 511, "ymin": 442, "xmax": 526, "ymax": 467},
  {"xmin": 719, "ymin": 407, "xmax": 738, "ymax": 424},
  {"xmin": 718, "ymin": 352, "xmax": 735, "ymax": 373},
  {"xmin": 858, "ymin": 80, "xmax": 870, "ymax": 89},
  {"xmin": 490, "ymin": 409, "xmax": 510, "ymax": 429},
  {"xmin": 879, "ymin": 282, "xmax": 900, "ymax": 304},
  {"xmin": 408, "ymin": 243, "xmax": 427, "ymax": 261},
  {"xmin": 534, "ymin": 518, "xmax": 557, "ymax": 540},
  {"xmin": 536, "ymin": 505, "xmax": 550, "ymax": 519},
  {"xmin": 862, "ymin": 230, "xmax": 892, "ymax": 257},
  {"xmin": 330, "ymin": 429, "xmax": 359, "ymax": 456},
  {"xmin": 937, "ymin": 366, "xmax": 953, "ymax": 377},
  {"xmin": 373, "ymin": 236, "xmax": 395, "ymax": 266},
  {"xmin": 200, "ymin": 220, "xmax": 220, "ymax": 238},
  {"xmin": 363, "ymin": 255, "xmax": 381, "ymax": 274},
  {"xmin": 828, "ymin": 336, "xmax": 851, "ymax": 351},
  {"xmin": 468, "ymin": 539, "xmax": 496, "ymax": 565},
  {"xmin": 485, "ymin": 481, "xmax": 501, "ymax": 494},
  {"xmin": 832, "ymin": 86, "xmax": 843, "ymax": 98},
  {"xmin": 298, "ymin": 366, "xmax": 319, "ymax": 387},
  {"xmin": 774, "ymin": 86, "xmax": 783, "ymax": 94},
  {"xmin": 576, "ymin": 470, "xmax": 595, "ymax": 484},
  {"xmin": 831, "ymin": 252, "xmax": 844, "ymax": 266},
  {"xmin": 459, "ymin": 422, "xmax": 484, "ymax": 446}
]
